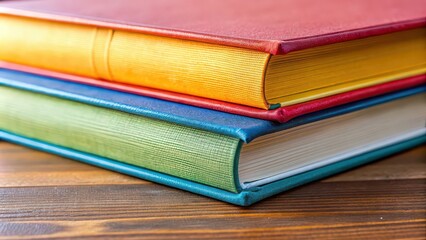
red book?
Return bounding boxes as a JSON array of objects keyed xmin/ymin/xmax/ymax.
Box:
[
  {"xmin": 0, "ymin": 0, "xmax": 425, "ymax": 121},
  {"xmin": 2, "ymin": 62, "xmax": 424, "ymax": 122},
  {"xmin": 1, "ymin": 0, "xmax": 424, "ymax": 54}
]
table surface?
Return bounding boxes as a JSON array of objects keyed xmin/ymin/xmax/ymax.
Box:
[{"xmin": 0, "ymin": 142, "xmax": 425, "ymax": 239}]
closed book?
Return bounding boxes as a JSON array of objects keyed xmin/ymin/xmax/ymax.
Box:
[
  {"xmin": 1, "ymin": 62, "xmax": 425, "ymax": 123},
  {"xmin": 0, "ymin": 0, "xmax": 425, "ymax": 110},
  {"xmin": 1, "ymin": 69, "xmax": 425, "ymax": 205}
]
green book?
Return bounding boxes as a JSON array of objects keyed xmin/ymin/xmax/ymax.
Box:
[{"xmin": 1, "ymin": 75, "xmax": 425, "ymax": 205}]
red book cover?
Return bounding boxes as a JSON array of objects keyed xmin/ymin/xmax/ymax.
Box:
[
  {"xmin": 1, "ymin": 0, "xmax": 424, "ymax": 121},
  {"xmin": 1, "ymin": 61, "xmax": 424, "ymax": 123},
  {"xmin": 0, "ymin": 0, "xmax": 425, "ymax": 54}
]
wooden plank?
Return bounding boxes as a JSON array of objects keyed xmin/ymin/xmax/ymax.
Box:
[
  {"xmin": 324, "ymin": 147, "xmax": 426, "ymax": 182},
  {"xmin": 0, "ymin": 143, "xmax": 144, "ymax": 186},
  {"xmin": 0, "ymin": 180, "xmax": 425, "ymax": 239},
  {"xmin": 0, "ymin": 142, "xmax": 425, "ymax": 239}
]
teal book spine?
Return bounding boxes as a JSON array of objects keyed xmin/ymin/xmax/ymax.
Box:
[{"xmin": 1, "ymin": 131, "xmax": 424, "ymax": 206}]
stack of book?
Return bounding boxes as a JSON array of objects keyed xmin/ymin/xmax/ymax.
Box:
[{"xmin": 0, "ymin": 0, "xmax": 425, "ymax": 206}]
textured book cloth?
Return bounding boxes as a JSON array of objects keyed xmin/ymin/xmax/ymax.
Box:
[
  {"xmin": 0, "ymin": 0, "xmax": 425, "ymax": 109},
  {"xmin": 1, "ymin": 69, "xmax": 425, "ymax": 205}
]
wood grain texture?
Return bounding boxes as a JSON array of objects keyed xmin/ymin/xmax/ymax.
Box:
[{"xmin": 0, "ymin": 142, "xmax": 425, "ymax": 239}]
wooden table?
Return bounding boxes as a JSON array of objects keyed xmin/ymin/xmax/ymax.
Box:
[{"xmin": 0, "ymin": 142, "xmax": 425, "ymax": 239}]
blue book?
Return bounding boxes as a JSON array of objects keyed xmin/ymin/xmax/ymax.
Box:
[{"xmin": 1, "ymin": 68, "xmax": 425, "ymax": 206}]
